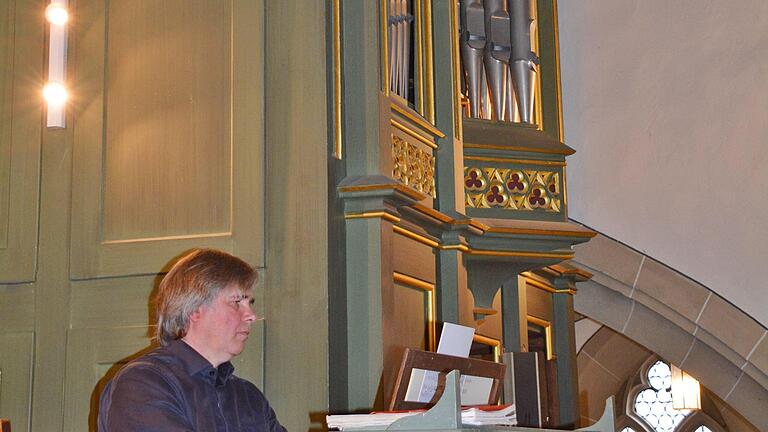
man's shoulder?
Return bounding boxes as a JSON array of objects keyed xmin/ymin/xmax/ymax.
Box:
[{"xmin": 113, "ymin": 346, "xmax": 182, "ymax": 383}]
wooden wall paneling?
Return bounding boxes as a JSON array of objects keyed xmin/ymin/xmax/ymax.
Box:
[
  {"xmin": 380, "ymin": 232, "xmax": 438, "ymax": 407},
  {"xmin": 527, "ymin": 281, "xmax": 553, "ymax": 322},
  {"xmin": 340, "ymin": 217, "xmax": 389, "ymax": 411},
  {"xmin": 475, "ymin": 289, "xmax": 503, "ymax": 341},
  {"xmin": 62, "ymin": 327, "xmax": 153, "ymax": 432},
  {"xmin": 0, "ymin": 0, "xmax": 44, "ymax": 282},
  {"xmin": 70, "ymin": 0, "xmax": 264, "ymax": 279},
  {"xmin": 458, "ymin": 274, "xmax": 478, "ymax": 327},
  {"xmin": 0, "ymin": 332, "xmax": 34, "ymax": 432},
  {"xmin": 392, "ymin": 231, "xmax": 436, "ymax": 283},
  {"xmin": 0, "ymin": 286, "xmax": 34, "ymax": 331},
  {"xmin": 381, "ymin": 274, "xmax": 433, "ymax": 404},
  {"xmin": 263, "ymin": 0, "xmax": 328, "ymax": 427},
  {"xmin": 69, "ymin": 276, "xmax": 157, "ymax": 329},
  {"xmin": 0, "ymin": 0, "xmax": 12, "ymax": 250},
  {"xmin": 389, "ymin": 277, "xmax": 431, "ymax": 351}
]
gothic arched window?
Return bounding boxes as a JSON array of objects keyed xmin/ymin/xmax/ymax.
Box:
[
  {"xmin": 633, "ymin": 360, "xmax": 689, "ymax": 431},
  {"xmin": 617, "ymin": 358, "xmax": 727, "ymax": 432}
]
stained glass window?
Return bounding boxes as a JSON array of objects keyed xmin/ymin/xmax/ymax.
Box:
[
  {"xmin": 620, "ymin": 428, "xmax": 637, "ymax": 432},
  {"xmin": 633, "ymin": 361, "xmax": 690, "ymax": 432},
  {"xmin": 694, "ymin": 427, "xmax": 713, "ymax": 432}
]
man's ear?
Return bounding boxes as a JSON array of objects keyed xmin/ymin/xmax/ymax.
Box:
[{"xmin": 188, "ymin": 307, "xmax": 204, "ymax": 323}]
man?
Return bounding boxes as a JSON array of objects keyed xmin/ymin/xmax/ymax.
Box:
[{"xmin": 99, "ymin": 248, "xmax": 286, "ymax": 431}]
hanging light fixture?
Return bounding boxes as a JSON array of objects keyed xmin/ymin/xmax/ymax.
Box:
[
  {"xmin": 671, "ymin": 364, "xmax": 701, "ymax": 410},
  {"xmin": 44, "ymin": 0, "xmax": 69, "ymax": 128}
]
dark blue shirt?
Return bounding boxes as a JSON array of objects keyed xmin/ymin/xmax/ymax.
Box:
[{"xmin": 98, "ymin": 340, "xmax": 286, "ymax": 432}]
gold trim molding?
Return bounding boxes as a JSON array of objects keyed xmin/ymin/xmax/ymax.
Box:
[
  {"xmin": 464, "ymin": 155, "xmax": 565, "ymax": 167},
  {"xmin": 390, "ymin": 101, "xmax": 445, "ymax": 138},
  {"xmin": 332, "ymin": 0, "xmax": 342, "ymax": 159},
  {"xmin": 391, "ymin": 119, "xmax": 438, "ymax": 149},
  {"xmin": 345, "ymin": 211, "xmax": 401, "ymax": 224},
  {"xmin": 464, "ymin": 142, "xmax": 571, "ymax": 155},
  {"xmin": 472, "ymin": 334, "xmax": 502, "ymax": 363},
  {"xmin": 527, "ymin": 315, "xmax": 555, "ymax": 360},
  {"xmin": 523, "ymin": 272, "xmax": 577, "ymax": 295},
  {"xmin": 345, "ymin": 214, "xmax": 574, "ymax": 260}
]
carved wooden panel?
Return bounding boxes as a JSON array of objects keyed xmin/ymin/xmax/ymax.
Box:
[
  {"xmin": 0, "ymin": 332, "xmax": 34, "ymax": 432},
  {"xmin": 0, "ymin": 0, "xmax": 43, "ymax": 282},
  {"xmin": 70, "ymin": 0, "xmax": 263, "ymax": 278}
]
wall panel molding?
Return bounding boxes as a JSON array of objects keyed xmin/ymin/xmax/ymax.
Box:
[
  {"xmin": 0, "ymin": 0, "xmax": 44, "ymax": 283},
  {"xmin": 62, "ymin": 327, "xmax": 153, "ymax": 432},
  {"xmin": 70, "ymin": 0, "xmax": 264, "ymax": 279},
  {"xmin": 0, "ymin": 332, "xmax": 34, "ymax": 432}
]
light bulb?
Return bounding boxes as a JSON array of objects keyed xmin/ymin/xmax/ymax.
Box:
[
  {"xmin": 45, "ymin": 3, "xmax": 69, "ymax": 26},
  {"xmin": 43, "ymin": 82, "xmax": 68, "ymax": 107}
]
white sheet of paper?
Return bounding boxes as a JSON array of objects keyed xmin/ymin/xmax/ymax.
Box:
[
  {"xmin": 404, "ymin": 323, "xmax": 478, "ymax": 403},
  {"xmin": 404, "ymin": 368, "xmax": 428, "ymax": 402},
  {"xmin": 459, "ymin": 375, "xmax": 494, "ymax": 405},
  {"xmin": 405, "ymin": 369, "xmax": 494, "ymax": 404},
  {"xmin": 436, "ymin": 322, "xmax": 475, "ymax": 357}
]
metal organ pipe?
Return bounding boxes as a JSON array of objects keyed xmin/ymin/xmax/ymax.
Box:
[
  {"xmin": 482, "ymin": 0, "xmax": 510, "ymax": 121},
  {"xmin": 509, "ymin": 0, "xmax": 538, "ymax": 124},
  {"xmin": 459, "ymin": 0, "xmax": 486, "ymax": 118},
  {"xmin": 458, "ymin": 0, "xmax": 539, "ymax": 125}
]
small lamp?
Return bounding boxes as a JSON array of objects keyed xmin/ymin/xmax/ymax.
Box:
[
  {"xmin": 45, "ymin": 0, "xmax": 69, "ymax": 128},
  {"xmin": 671, "ymin": 364, "xmax": 701, "ymax": 410}
]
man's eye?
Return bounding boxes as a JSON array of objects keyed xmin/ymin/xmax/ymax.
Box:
[{"xmin": 249, "ymin": 298, "xmax": 255, "ymax": 306}]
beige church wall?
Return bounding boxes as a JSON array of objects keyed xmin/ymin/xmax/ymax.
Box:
[{"xmin": 557, "ymin": 1, "xmax": 768, "ymax": 327}]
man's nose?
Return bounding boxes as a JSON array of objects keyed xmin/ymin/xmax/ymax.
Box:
[{"xmin": 242, "ymin": 303, "xmax": 258, "ymax": 323}]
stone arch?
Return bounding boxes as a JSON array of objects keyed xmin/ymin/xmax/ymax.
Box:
[{"xmin": 569, "ymin": 230, "xmax": 768, "ymax": 429}]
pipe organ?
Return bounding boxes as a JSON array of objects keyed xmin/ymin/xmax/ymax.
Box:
[
  {"xmin": 459, "ymin": 0, "xmax": 539, "ymax": 124},
  {"xmin": 387, "ymin": 0, "xmax": 415, "ymax": 101}
]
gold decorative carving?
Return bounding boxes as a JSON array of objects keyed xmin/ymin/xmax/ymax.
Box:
[
  {"xmin": 465, "ymin": 166, "xmax": 561, "ymax": 212},
  {"xmin": 392, "ymin": 135, "xmax": 437, "ymax": 198}
]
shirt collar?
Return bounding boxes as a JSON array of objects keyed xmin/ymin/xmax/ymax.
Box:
[{"xmin": 168, "ymin": 339, "xmax": 235, "ymax": 385}]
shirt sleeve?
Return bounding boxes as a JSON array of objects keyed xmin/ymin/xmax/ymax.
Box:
[
  {"xmin": 240, "ymin": 380, "xmax": 287, "ymax": 432},
  {"xmin": 98, "ymin": 363, "xmax": 194, "ymax": 432},
  {"xmin": 264, "ymin": 400, "xmax": 287, "ymax": 432}
]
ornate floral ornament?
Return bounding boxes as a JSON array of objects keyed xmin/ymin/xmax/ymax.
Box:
[
  {"xmin": 464, "ymin": 166, "xmax": 561, "ymax": 212},
  {"xmin": 392, "ymin": 135, "xmax": 437, "ymax": 198}
]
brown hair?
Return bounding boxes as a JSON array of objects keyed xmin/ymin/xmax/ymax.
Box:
[{"xmin": 155, "ymin": 249, "xmax": 256, "ymax": 345}]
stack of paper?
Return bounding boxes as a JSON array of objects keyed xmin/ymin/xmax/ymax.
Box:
[
  {"xmin": 326, "ymin": 405, "xmax": 516, "ymax": 430},
  {"xmin": 461, "ymin": 404, "xmax": 517, "ymax": 427},
  {"xmin": 326, "ymin": 411, "xmax": 420, "ymax": 430}
]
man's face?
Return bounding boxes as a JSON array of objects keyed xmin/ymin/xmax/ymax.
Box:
[{"xmin": 188, "ymin": 284, "xmax": 258, "ymax": 366}]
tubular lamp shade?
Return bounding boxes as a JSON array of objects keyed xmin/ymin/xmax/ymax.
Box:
[
  {"xmin": 671, "ymin": 364, "xmax": 701, "ymax": 410},
  {"xmin": 46, "ymin": 0, "xmax": 68, "ymax": 128}
]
